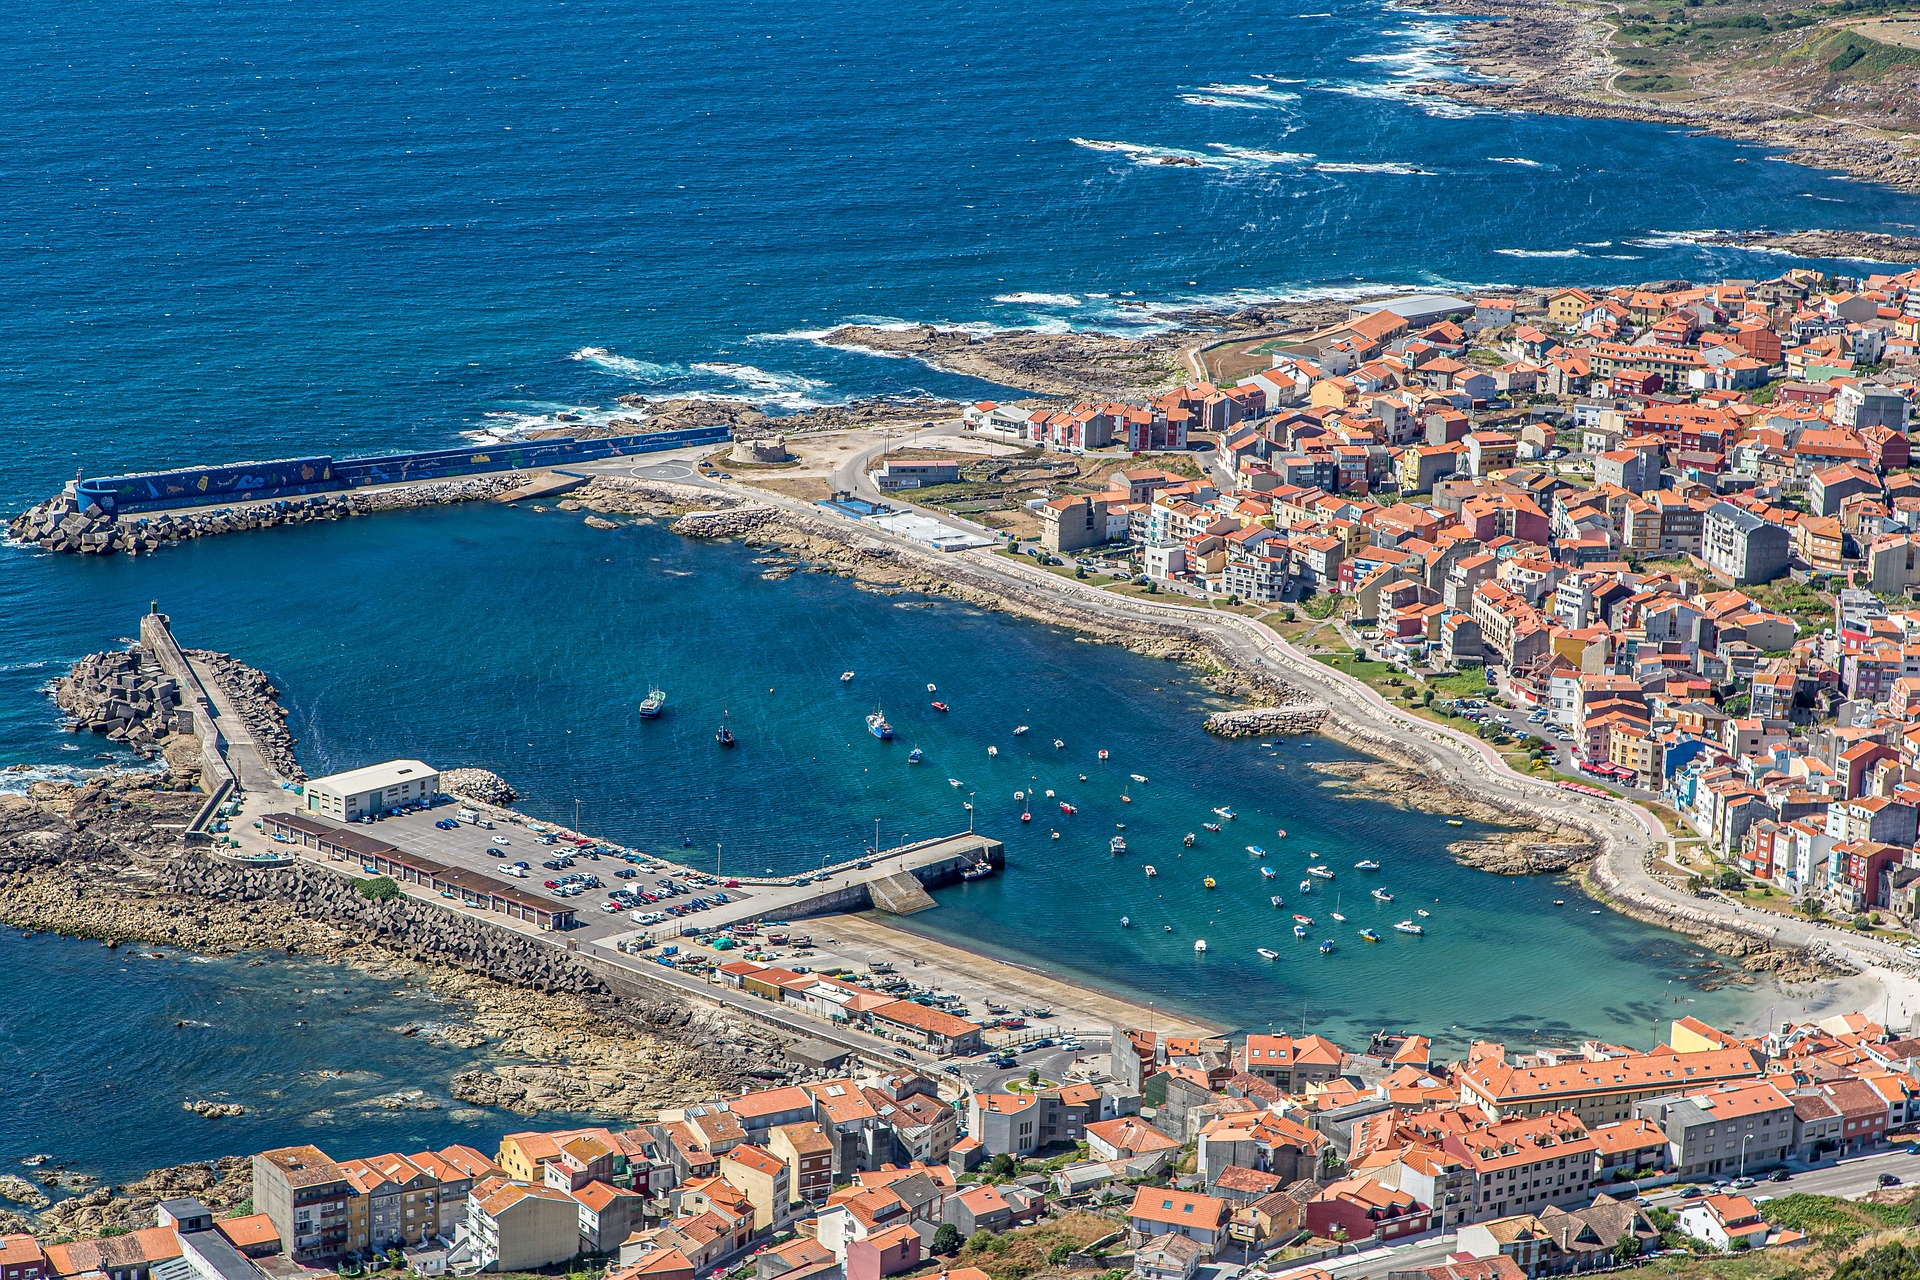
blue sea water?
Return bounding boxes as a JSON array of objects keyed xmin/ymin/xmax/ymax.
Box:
[{"xmin": 0, "ymin": 0, "xmax": 1904, "ymax": 1173}]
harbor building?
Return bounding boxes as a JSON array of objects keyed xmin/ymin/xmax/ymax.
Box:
[{"xmin": 303, "ymin": 759, "xmax": 440, "ymax": 823}]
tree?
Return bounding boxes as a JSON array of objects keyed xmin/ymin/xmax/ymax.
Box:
[
  {"xmin": 1047, "ymin": 1244, "xmax": 1075, "ymax": 1265},
  {"xmin": 1615, "ymin": 1236, "xmax": 1642, "ymax": 1262},
  {"xmin": 965, "ymin": 1230, "xmax": 997, "ymax": 1254},
  {"xmin": 985, "ymin": 1153, "xmax": 1017, "ymax": 1181},
  {"xmin": 932, "ymin": 1224, "xmax": 962, "ymax": 1256},
  {"xmin": 1026, "ymin": 1067, "xmax": 1040, "ymax": 1086},
  {"xmin": 356, "ymin": 876, "xmax": 400, "ymax": 901}
]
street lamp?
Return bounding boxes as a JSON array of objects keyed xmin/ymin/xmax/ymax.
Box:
[{"xmin": 1739, "ymin": 1133, "xmax": 1753, "ymax": 1177}]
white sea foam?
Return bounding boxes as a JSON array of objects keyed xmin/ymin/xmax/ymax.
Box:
[
  {"xmin": 1313, "ymin": 79, "xmax": 1489, "ymax": 118},
  {"xmin": 1208, "ymin": 145, "xmax": 1317, "ymax": 165},
  {"xmin": 689, "ymin": 362, "xmax": 829, "ymax": 394},
  {"xmin": 1069, "ymin": 137, "xmax": 1236, "ymax": 168},
  {"xmin": 993, "ymin": 292, "xmax": 1083, "ymax": 307},
  {"xmin": 1314, "ymin": 161, "xmax": 1434, "ymax": 176},
  {"xmin": 1199, "ymin": 82, "xmax": 1283, "ymax": 97},
  {"xmin": 567, "ymin": 346, "xmax": 687, "ymax": 381},
  {"xmin": 1489, "ymin": 156, "xmax": 1547, "ymax": 167},
  {"xmin": 1494, "ymin": 247, "xmax": 1585, "ymax": 258},
  {"xmin": 0, "ymin": 761, "xmax": 153, "ymax": 796},
  {"xmin": 1180, "ymin": 93, "xmax": 1288, "ymax": 110}
]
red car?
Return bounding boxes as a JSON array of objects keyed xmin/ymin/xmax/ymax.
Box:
[
  {"xmin": 724, "ymin": 878, "xmax": 739, "ymax": 888},
  {"xmin": 544, "ymin": 879, "xmax": 560, "ymax": 888}
]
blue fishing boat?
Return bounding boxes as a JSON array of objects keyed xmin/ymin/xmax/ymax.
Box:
[
  {"xmin": 1319, "ymin": 939, "xmax": 1335, "ymax": 954},
  {"xmin": 907, "ymin": 747, "xmax": 923, "ymax": 764},
  {"xmin": 867, "ymin": 709, "xmax": 893, "ymax": 740}
]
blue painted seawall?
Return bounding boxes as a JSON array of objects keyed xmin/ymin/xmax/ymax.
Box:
[{"xmin": 75, "ymin": 427, "xmax": 731, "ymax": 514}]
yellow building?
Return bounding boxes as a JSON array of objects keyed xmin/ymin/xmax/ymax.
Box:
[
  {"xmin": 1545, "ymin": 289, "xmax": 1593, "ymax": 327},
  {"xmin": 717, "ymin": 1145, "xmax": 792, "ymax": 1231}
]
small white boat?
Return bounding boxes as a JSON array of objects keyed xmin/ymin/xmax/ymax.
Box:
[
  {"xmin": 1194, "ymin": 939, "xmax": 1208, "ymax": 953},
  {"xmin": 1213, "ymin": 806, "xmax": 1236, "ymax": 820},
  {"xmin": 1261, "ymin": 866, "xmax": 1276, "ymax": 879},
  {"xmin": 1109, "ymin": 835, "xmax": 1128, "ymax": 855},
  {"xmin": 1298, "ymin": 879, "xmax": 1313, "ymax": 893},
  {"xmin": 1098, "ymin": 749, "xmax": 1110, "ymax": 760},
  {"xmin": 1256, "ymin": 947, "xmax": 1280, "ymax": 961},
  {"xmin": 1293, "ymin": 924, "xmax": 1308, "ymax": 938},
  {"xmin": 1395, "ymin": 920, "xmax": 1425, "ymax": 935},
  {"xmin": 987, "ymin": 745, "xmax": 998, "ymax": 757},
  {"xmin": 1130, "ymin": 773, "xmax": 1148, "ymax": 783},
  {"xmin": 1014, "ymin": 726, "xmax": 1029, "ymax": 736},
  {"xmin": 949, "ymin": 778, "xmax": 963, "ymax": 788},
  {"xmin": 1145, "ymin": 865, "xmax": 1158, "ymax": 877},
  {"xmin": 1014, "ymin": 791, "xmax": 1025, "ymax": 801},
  {"xmin": 840, "ymin": 671, "xmax": 855, "ymax": 682},
  {"xmin": 927, "ymin": 683, "xmax": 937, "ymax": 692},
  {"xmin": 1053, "ymin": 738, "xmax": 1065, "ymax": 749},
  {"xmin": 1051, "ymin": 830, "xmax": 1060, "ymax": 840},
  {"xmin": 1270, "ymin": 894, "xmax": 1284, "ymax": 907},
  {"xmin": 1246, "ymin": 845, "xmax": 1266, "ymax": 857},
  {"xmin": 1308, "ymin": 866, "xmax": 1334, "ymax": 880},
  {"xmin": 1045, "ymin": 789, "xmax": 1055, "ymax": 798},
  {"xmin": 1416, "ymin": 908, "xmax": 1430, "ymax": 917},
  {"xmin": 1120, "ymin": 915, "xmax": 1131, "ymax": 928},
  {"xmin": 1372, "ymin": 888, "xmax": 1395, "ymax": 902},
  {"xmin": 1330, "ymin": 911, "xmax": 1346, "ymax": 923},
  {"xmin": 1354, "ymin": 859, "xmax": 1381, "ymax": 871}
]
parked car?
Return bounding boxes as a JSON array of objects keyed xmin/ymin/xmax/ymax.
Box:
[
  {"xmin": 490, "ymin": 835, "xmax": 511, "ymax": 846},
  {"xmin": 1881, "ymin": 1173, "xmax": 1904, "ymax": 1188},
  {"xmin": 1769, "ymin": 1170, "xmax": 1791, "ymax": 1182},
  {"xmin": 1731, "ymin": 1177, "xmax": 1757, "ymax": 1190}
]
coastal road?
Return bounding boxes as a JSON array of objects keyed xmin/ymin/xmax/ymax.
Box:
[{"xmin": 694, "ymin": 464, "xmax": 1920, "ymax": 1027}]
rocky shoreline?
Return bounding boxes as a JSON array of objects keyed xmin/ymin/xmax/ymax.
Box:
[{"xmin": 1406, "ymin": 0, "xmax": 1920, "ymax": 193}]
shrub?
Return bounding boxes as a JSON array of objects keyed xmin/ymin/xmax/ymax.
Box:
[
  {"xmin": 932, "ymin": 1224, "xmax": 962, "ymax": 1255},
  {"xmin": 356, "ymin": 876, "xmax": 401, "ymax": 901}
]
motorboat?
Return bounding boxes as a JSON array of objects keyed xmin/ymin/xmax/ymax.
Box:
[
  {"xmin": 908, "ymin": 748, "xmax": 923, "ymax": 764},
  {"xmin": 1293, "ymin": 924, "xmax": 1308, "ymax": 939},
  {"xmin": 1308, "ymin": 866, "xmax": 1334, "ymax": 879},
  {"xmin": 1110, "ymin": 836, "xmax": 1127, "ymax": 855},
  {"xmin": 960, "ymin": 862, "xmax": 993, "ymax": 880},
  {"xmin": 1014, "ymin": 725, "xmax": 1030, "ymax": 736},
  {"xmin": 931, "ymin": 701, "xmax": 949, "ymax": 712},
  {"xmin": 867, "ymin": 710, "xmax": 893, "ymax": 740},
  {"xmin": 1053, "ymin": 738, "xmax": 1064, "ymax": 749},
  {"xmin": 1051, "ymin": 830, "xmax": 1060, "ymax": 840},
  {"xmin": 948, "ymin": 777, "xmax": 963, "ymax": 787},
  {"xmin": 1020, "ymin": 810, "xmax": 1032, "ymax": 823},
  {"xmin": 1256, "ymin": 947, "xmax": 1280, "ymax": 961},
  {"xmin": 1359, "ymin": 928, "xmax": 1380, "ymax": 943},
  {"xmin": 1045, "ymin": 789, "xmax": 1055, "ymax": 797},
  {"xmin": 1120, "ymin": 916, "xmax": 1130, "ymax": 927},
  {"xmin": 1144, "ymin": 865, "xmax": 1157, "ymax": 877},
  {"xmin": 1355, "ymin": 859, "xmax": 1381, "ymax": 871},
  {"xmin": 1394, "ymin": 920, "xmax": 1425, "ymax": 935},
  {"xmin": 1275, "ymin": 829, "xmax": 1287, "ymax": 838},
  {"xmin": 1163, "ymin": 924, "xmax": 1172, "ymax": 932},
  {"xmin": 1261, "ymin": 866, "xmax": 1276, "ymax": 879},
  {"xmin": 1203, "ymin": 822, "xmax": 1221, "ymax": 833},
  {"xmin": 1015, "ymin": 791, "xmax": 1025, "ymax": 801},
  {"xmin": 1293, "ymin": 914, "xmax": 1314, "ymax": 925},
  {"xmin": 716, "ymin": 710, "xmax": 736, "ymax": 748},
  {"xmin": 1372, "ymin": 888, "xmax": 1395, "ymax": 902},
  {"xmin": 927, "ymin": 683, "xmax": 937, "ymax": 692},
  {"xmin": 1059, "ymin": 802, "xmax": 1076, "ymax": 814},
  {"xmin": 1194, "ymin": 939, "xmax": 1208, "ymax": 953},
  {"xmin": 638, "ymin": 687, "xmax": 666, "ymax": 718},
  {"xmin": 987, "ymin": 745, "xmax": 998, "ymax": 757},
  {"xmin": 1098, "ymin": 749, "xmax": 1110, "ymax": 760},
  {"xmin": 1130, "ymin": 773, "xmax": 1148, "ymax": 783},
  {"xmin": 1416, "ymin": 908, "xmax": 1430, "ymax": 917},
  {"xmin": 1270, "ymin": 894, "xmax": 1284, "ymax": 907},
  {"xmin": 1183, "ymin": 833, "xmax": 1196, "ymax": 847},
  {"xmin": 1203, "ymin": 876, "xmax": 1217, "ymax": 889},
  {"xmin": 1445, "ymin": 819, "xmax": 1465, "ymax": 827},
  {"xmin": 1246, "ymin": 845, "xmax": 1266, "ymax": 857},
  {"xmin": 1319, "ymin": 939, "xmax": 1335, "ymax": 954},
  {"xmin": 840, "ymin": 671, "xmax": 855, "ymax": 682},
  {"xmin": 1298, "ymin": 879, "xmax": 1312, "ymax": 893},
  {"xmin": 1213, "ymin": 806, "xmax": 1235, "ymax": 820}
]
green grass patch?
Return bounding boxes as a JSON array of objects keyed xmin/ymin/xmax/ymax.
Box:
[
  {"xmin": 1763, "ymin": 1192, "xmax": 1918, "ymax": 1246},
  {"xmin": 1819, "ymin": 28, "xmax": 1920, "ymax": 73},
  {"xmin": 1618, "ymin": 72, "xmax": 1692, "ymax": 91}
]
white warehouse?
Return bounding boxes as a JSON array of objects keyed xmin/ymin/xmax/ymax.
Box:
[{"xmin": 303, "ymin": 759, "xmax": 440, "ymax": 822}]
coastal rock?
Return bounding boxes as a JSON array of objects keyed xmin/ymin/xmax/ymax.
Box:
[
  {"xmin": 0, "ymin": 1178, "xmax": 50, "ymax": 1211},
  {"xmin": 1203, "ymin": 705, "xmax": 1329, "ymax": 737},
  {"xmin": 31, "ymin": 1157, "xmax": 251, "ymax": 1241},
  {"xmin": 440, "ymin": 768, "xmax": 518, "ymax": 806},
  {"xmin": 671, "ymin": 506, "xmax": 780, "ymax": 538},
  {"xmin": 583, "ymin": 515, "xmax": 620, "ymax": 530},
  {"xmin": 52, "ymin": 646, "xmax": 182, "ymax": 762},
  {"xmin": 1448, "ymin": 831, "xmax": 1597, "ymax": 874},
  {"xmin": 181, "ymin": 1099, "xmax": 247, "ymax": 1118}
]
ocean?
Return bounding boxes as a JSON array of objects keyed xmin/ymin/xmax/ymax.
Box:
[{"xmin": 1, "ymin": 0, "xmax": 1906, "ymax": 1178}]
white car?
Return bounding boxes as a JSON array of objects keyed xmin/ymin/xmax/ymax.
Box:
[
  {"xmin": 491, "ymin": 835, "xmax": 511, "ymax": 845},
  {"xmin": 631, "ymin": 910, "xmax": 665, "ymax": 924}
]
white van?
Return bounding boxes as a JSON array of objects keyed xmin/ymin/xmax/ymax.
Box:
[{"xmin": 457, "ymin": 808, "xmax": 478, "ymax": 823}]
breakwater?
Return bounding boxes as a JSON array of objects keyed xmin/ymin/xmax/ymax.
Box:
[{"xmin": 7, "ymin": 427, "xmax": 731, "ymax": 556}]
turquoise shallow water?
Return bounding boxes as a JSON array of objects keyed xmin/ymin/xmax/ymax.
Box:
[{"xmin": 1, "ymin": 505, "xmax": 1759, "ymax": 1076}]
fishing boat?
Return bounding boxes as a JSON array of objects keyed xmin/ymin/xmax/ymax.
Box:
[
  {"xmin": 1394, "ymin": 920, "xmax": 1425, "ymax": 935},
  {"xmin": 908, "ymin": 747, "xmax": 923, "ymax": 764},
  {"xmin": 1014, "ymin": 726, "xmax": 1029, "ymax": 736},
  {"xmin": 1354, "ymin": 859, "xmax": 1381, "ymax": 871},
  {"xmin": 1261, "ymin": 866, "xmax": 1276, "ymax": 879},
  {"xmin": 1213, "ymin": 806, "xmax": 1236, "ymax": 820},
  {"xmin": 927, "ymin": 683, "xmax": 937, "ymax": 692},
  {"xmin": 1120, "ymin": 916, "xmax": 1130, "ymax": 927},
  {"xmin": 1256, "ymin": 947, "xmax": 1279, "ymax": 961},
  {"xmin": 1098, "ymin": 749, "xmax": 1110, "ymax": 760},
  {"xmin": 638, "ymin": 687, "xmax": 667, "ymax": 718},
  {"xmin": 1203, "ymin": 876, "xmax": 1216, "ymax": 889},
  {"xmin": 987, "ymin": 745, "xmax": 998, "ymax": 757},
  {"xmin": 1270, "ymin": 894, "xmax": 1284, "ymax": 907},
  {"xmin": 1319, "ymin": 939, "xmax": 1335, "ymax": 954},
  {"xmin": 714, "ymin": 709, "xmax": 736, "ymax": 747},
  {"xmin": 1059, "ymin": 802, "xmax": 1076, "ymax": 814},
  {"xmin": 1144, "ymin": 865, "xmax": 1157, "ymax": 877},
  {"xmin": 1203, "ymin": 822, "xmax": 1221, "ymax": 833},
  {"xmin": 1246, "ymin": 845, "xmax": 1266, "ymax": 857},
  {"xmin": 1371, "ymin": 888, "xmax": 1395, "ymax": 902},
  {"xmin": 840, "ymin": 671, "xmax": 855, "ymax": 682},
  {"xmin": 1293, "ymin": 913, "xmax": 1314, "ymax": 925},
  {"xmin": 867, "ymin": 709, "xmax": 893, "ymax": 740},
  {"xmin": 1051, "ymin": 830, "xmax": 1060, "ymax": 840},
  {"xmin": 960, "ymin": 862, "xmax": 993, "ymax": 880},
  {"xmin": 1445, "ymin": 819, "xmax": 1464, "ymax": 827},
  {"xmin": 931, "ymin": 700, "xmax": 949, "ymax": 712},
  {"xmin": 1416, "ymin": 908, "xmax": 1430, "ymax": 917},
  {"xmin": 1163, "ymin": 924, "xmax": 1172, "ymax": 932},
  {"xmin": 1298, "ymin": 879, "xmax": 1312, "ymax": 893},
  {"xmin": 1052, "ymin": 738, "xmax": 1064, "ymax": 749},
  {"xmin": 1552, "ymin": 899, "xmax": 1565, "ymax": 906},
  {"xmin": 1109, "ymin": 835, "xmax": 1127, "ymax": 855},
  {"xmin": 1308, "ymin": 866, "xmax": 1334, "ymax": 879},
  {"xmin": 1183, "ymin": 833, "xmax": 1196, "ymax": 847},
  {"xmin": 1293, "ymin": 924, "xmax": 1308, "ymax": 939},
  {"xmin": 1194, "ymin": 939, "xmax": 1207, "ymax": 953},
  {"xmin": 1130, "ymin": 773, "xmax": 1148, "ymax": 783},
  {"xmin": 1359, "ymin": 928, "xmax": 1380, "ymax": 943},
  {"xmin": 948, "ymin": 777, "xmax": 963, "ymax": 788}
]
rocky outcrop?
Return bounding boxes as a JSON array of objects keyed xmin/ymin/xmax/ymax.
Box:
[
  {"xmin": 440, "ymin": 768, "xmax": 518, "ymax": 807},
  {"xmin": 31, "ymin": 1157, "xmax": 251, "ymax": 1241},
  {"xmin": 53, "ymin": 647, "xmax": 184, "ymax": 760},
  {"xmin": 8, "ymin": 476, "xmax": 523, "ymax": 557},
  {"xmin": 181, "ymin": 1099, "xmax": 246, "ymax": 1118},
  {"xmin": 1203, "ymin": 705, "xmax": 1328, "ymax": 737},
  {"xmin": 671, "ymin": 506, "xmax": 782, "ymax": 538},
  {"xmin": 1448, "ymin": 831, "xmax": 1598, "ymax": 874},
  {"xmin": 183, "ymin": 649, "xmax": 303, "ymax": 780},
  {"xmin": 0, "ymin": 1178, "xmax": 50, "ymax": 1211}
]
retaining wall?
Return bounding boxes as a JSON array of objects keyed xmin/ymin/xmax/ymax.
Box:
[{"xmin": 138, "ymin": 612, "xmax": 237, "ymax": 844}]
